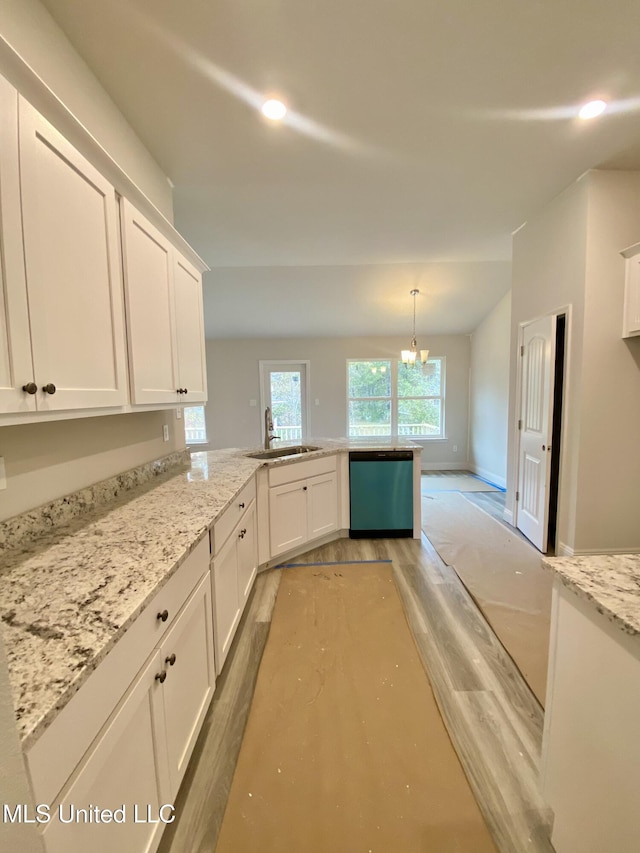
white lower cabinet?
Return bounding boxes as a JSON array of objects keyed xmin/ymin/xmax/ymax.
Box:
[
  {"xmin": 38, "ymin": 570, "xmax": 214, "ymax": 853},
  {"xmin": 269, "ymin": 470, "xmax": 338, "ymax": 558},
  {"xmin": 211, "ymin": 498, "xmax": 258, "ymax": 674},
  {"xmin": 307, "ymin": 472, "xmax": 339, "ymax": 540},
  {"xmin": 237, "ymin": 501, "xmax": 258, "ymax": 605},
  {"xmin": 157, "ymin": 573, "xmax": 215, "ymax": 794},
  {"xmin": 42, "ymin": 650, "xmax": 170, "ymax": 853},
  {"xmin": 269, "ymin": 480, "xmax": 308, "ymax": 556}
]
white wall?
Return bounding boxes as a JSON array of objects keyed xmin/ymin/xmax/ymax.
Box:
[
  {"xmin": 0, "ymin": 0, "xmax": 173, "ymax": 219},
  {"xmin": 574, "ymin": 171, "xmax": 640, "ymax": 552},
  {"xmin": 205, "ymin": 335, "xmax": 470, "ymax": 469},
  {"xmin": 0, "ymin": 412, "xmax": 184, "ymax": 522},
  {"xmin": 507, "ymin": 169, "xmax": 640, "ymax": 554},
  {"xmin": 469, "ymin": 291, "xmax": 511, "ymax": 488},
  {"xmin": 506, "ymin": 176, "xmax": 588, "ymax": 549}
]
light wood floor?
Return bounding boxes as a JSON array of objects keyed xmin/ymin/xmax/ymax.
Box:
[{"xmin": 159, "ymin": 528, "xmax": 553, "ymax": 853}]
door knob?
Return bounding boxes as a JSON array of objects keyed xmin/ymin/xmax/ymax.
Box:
[
  {"xmin": 155, "ymin": 671, "xmax": 167, "ymax": 684},
  {"xmin": 165, "ymin": 653, "xmax": 176, "ymax": 666},
  {"xmin": 157, "ymin": 609, "xmax": 169, "ymax": 622},
  {"xmin": 42, "ymin": 383, "xmax": 56, "ymax": 395},
  {"xmin": 22, "ymin": 382, "xmax": 37, "ymax": 395}
]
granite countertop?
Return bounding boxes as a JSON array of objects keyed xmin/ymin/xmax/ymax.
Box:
[
  {"xmin": 0, "ymin": 439, "xmax": 421, "ymax": 748},
  {"xmin": 543, "ymin": 554, "xmax": 640, "ymax": 638}
]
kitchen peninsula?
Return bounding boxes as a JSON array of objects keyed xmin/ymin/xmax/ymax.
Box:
[
  {"xmin": 0, "ymin": 439, "xmax": 421, "ymax": 853},
  {"xmin": 541, "ymin": 553, "xmax": 640, "ymax": 853}
]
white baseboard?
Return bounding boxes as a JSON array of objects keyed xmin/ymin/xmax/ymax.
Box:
[
  {"xmin": 421, "ymin": 462, "xmax": 468, "ymax": 472},
  {"xmin": 503, "ymin": 508, "xmax": 514, "ymax": 525},
  {"xmin": 468, "ymin": 464, "xmax": 506, "ymax": 490},
  {"xmin": 557, "ymin": 543, "xmax": 640, "ymax": 557}
]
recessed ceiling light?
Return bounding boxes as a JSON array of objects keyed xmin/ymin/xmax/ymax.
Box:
[
  {"xmin": 578, "ymin": 99, "xmax": 607, "ymax": 120},
  {"xmin": 261, "ymin": 99, "xmax": 287, "ymax": 121}
]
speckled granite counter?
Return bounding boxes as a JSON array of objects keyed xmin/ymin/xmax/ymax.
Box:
[
  {"xmin": 0, "ymin": 439, "xmax": 420, "ymax": 749},
  {"xmin": 543, "ymin": 554, "xmax": 640, "ymax": 638}
]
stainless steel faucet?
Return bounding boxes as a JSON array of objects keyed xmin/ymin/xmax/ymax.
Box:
[{"xmin": 264, "ymin": 407, "xmax": 280, "ymax": 449}]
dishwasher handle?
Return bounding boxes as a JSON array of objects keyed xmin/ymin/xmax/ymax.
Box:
[{"xmin": 349, "ymin": 450, "xmax": 414, "ymax": 462}]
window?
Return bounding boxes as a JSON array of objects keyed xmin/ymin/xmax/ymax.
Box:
[
  {"xmin": 184, "ymin": 405, "xmax": 208, "ymax": 444},
  {"xmin": 347, "ymin": 358, "xmax": 445, "ymax": 438}
]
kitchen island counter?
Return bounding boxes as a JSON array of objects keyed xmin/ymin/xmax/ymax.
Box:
[
  {"xmin": 541, "ymin": 552, "xmax": 640, "ymax": 852},
  {"xmin": 542, "ymin": 552, "xmax": 640, "ymax": 639}
]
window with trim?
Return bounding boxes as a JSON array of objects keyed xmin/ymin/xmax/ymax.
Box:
[
  {"xmin": 347, "ymin": 358, "xmax": 445, "ymax": 438},
  {"xmin": 184, "ymin": 405, "xmax": 208, "ymax": 445}
]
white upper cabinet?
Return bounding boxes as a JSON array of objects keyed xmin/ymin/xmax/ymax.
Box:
[
  {"xmin": 621, "ymin": 243, "xmax": 640, "ymax": 338},
  {"xmin": 173, "ymin": 254, "xmax": 207, "ymax": 402},
  {"xmin": 0, "ymin": 78, "xmax": 34, "ymax": 414},
  {"xmin": 121, "ymin": 199, "xmax": 208, "ymax": 406},
  {"xmin": 121, "ymin": 199, "xmax": 179, "ymax": 405},
  {"xmin": 0, "ymin": 74, "xmax": 208, "ymax": 420},
  {"xmin": 18, "ymin": 97, "xmax": 128, "ymax": 411}
]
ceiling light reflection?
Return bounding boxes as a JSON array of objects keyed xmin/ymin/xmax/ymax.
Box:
[
  {"xmin": 119, "ymin": 2, "xmax": 375, "ymax": 155},
  {"xmin": 464, "ymin": 96, "xmax": 640, "ymax": 123}
]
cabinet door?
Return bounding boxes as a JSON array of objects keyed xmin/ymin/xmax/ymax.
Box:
[
  {"xmin": 121, "ymin": 199, "xmax": 179, "ymax": 404},
  {"xmin": 18, "ymin": 98, "xmax": 128, "ymax": 411},
  {"xmin": 269, "ymin": 480, "xmax": 308, "ymax": 557},
  {"xmin": 160, "ymin": 573, "xmax": 215, "ymax": 796},
  {"xmin": 42, "ymin": 651, "xmax": 170, "ymax": 853},
  {"xmin": 211, "ymin": 532, "xmax": 241, "ymax": 674},
  {"xmin": 237, "ymin": 501, "xmax": 258, "ymax": 605},
  {"xmin": 307, "ymin": 471, "xmax": 338, "ymax": 540},
  {"xmin": 0, "ymin": 78, "xmax": 35, "ymax": 414},
  {"xmin": 173, "ymin": 253, "xmax": 207, "ymax": 402},
  {"xmin": 623, "ymin": 252, "xmax": 640, "ymax": 337}
]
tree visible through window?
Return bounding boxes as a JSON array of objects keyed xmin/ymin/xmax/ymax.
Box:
[
  {"xmin": 184, "ymin": 406, "xmax": 208, "ymax": 444},
  {"xmin": 270, "ymin": 371, "xmax": 302, "ymax": 440},
  {"xmin": 347, "ymin": 358, "xmax": 445, "ymax": 438}
]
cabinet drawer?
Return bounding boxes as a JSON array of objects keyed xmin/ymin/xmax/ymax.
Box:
[
  {"xmin": 212, "ymin": 476, "xmax": 256, "ymax": 555},
  {"xmin": 27, "ymin": 536, "xmax": 209, "ymax": 807},
  {"xmin": 268, "ymin": 454, "xmax": 337, "ymax": 488}
]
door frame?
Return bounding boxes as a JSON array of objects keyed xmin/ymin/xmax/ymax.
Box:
[
  {"xmin": 258, "ymin": 360, "xmax": 311, "ymax": 442},
  {"xmin": 512, "ymin": 305, "xmax": 572, "ymax": 553}
]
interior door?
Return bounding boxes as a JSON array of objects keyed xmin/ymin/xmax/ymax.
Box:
[
  {"xmin": 516, "ymin": 315, "xmax": 556, "ymax": 551},
  {"xmin": 260, "ymin": 361, "xmax": 309, "ymax": 442}
]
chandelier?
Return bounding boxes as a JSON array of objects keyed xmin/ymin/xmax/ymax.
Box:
[{"xmin": 401, "ymin": 289, "xmax": 429, "ymax": 366}]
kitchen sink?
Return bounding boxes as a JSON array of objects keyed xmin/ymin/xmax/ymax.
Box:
[{"xmin": 246, "ymin": 445, "xmax": 321, "ymax": 460}]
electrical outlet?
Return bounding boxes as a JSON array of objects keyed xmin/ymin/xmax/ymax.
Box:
[
  {"xmin": 453, "ymin": 445, "xmax": 458, "ymax": 452},
  {"xmin": 176, "ymin": 407, "xmax": 182, "ymax": 419},
  {"xmin": 0, "ymin": 456, "xmax": 6, "ymax": 490},
  {"xmin": 163, "ymin": 424, "xmax": 169, "ymax": 442},
  {"xmin": 315, "ymin": 398, "xmax": 320, "ymax": 405},
  {"xmin": 249, "ymin": 399, "xmax": 257, "ymax": 407}
]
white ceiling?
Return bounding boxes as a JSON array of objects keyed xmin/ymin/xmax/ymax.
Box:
[{"xmin": 41, "ymin": 0, "xmax": 640, "ymax": 337}]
